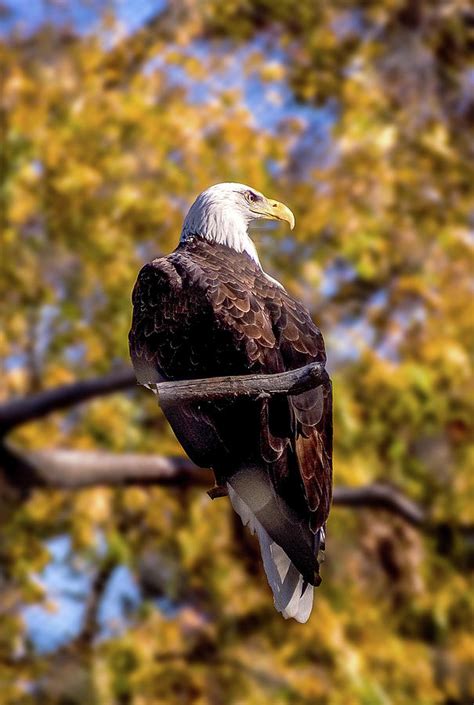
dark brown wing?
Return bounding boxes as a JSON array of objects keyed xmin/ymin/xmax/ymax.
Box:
[
  {"xmin": 255, "ymin": 281, "xmax": 333, "ymax": 533},
  {"xmin": 129, "ymin": 257, "xmax": 183, "ymax": 385},
  {"xmin": 129, "ymin": 253, "xmax": 234, "ymax": 469},
  {"xmin": 293, "ymin": 385, "xmax": 333, "ymax": 532}
]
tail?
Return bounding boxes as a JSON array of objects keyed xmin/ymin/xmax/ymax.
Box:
[{"xmin": 226, "ymin": 467, "xmax": 324, "ymax": 623}]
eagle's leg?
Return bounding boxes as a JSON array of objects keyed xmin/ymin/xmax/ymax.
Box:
[{"xmin": 207, "ymin": 469, "xmax": 229, "ymax": 500}]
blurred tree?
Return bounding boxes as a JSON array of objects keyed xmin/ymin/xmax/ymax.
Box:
[{"xmin": 0, "ymin": 0, "xmax": 473, "ymax": 703}]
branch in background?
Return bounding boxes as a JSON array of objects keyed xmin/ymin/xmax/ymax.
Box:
[
  {"xmin": 334, "ymin": 484, "xmax": 425, "ymax": 527},
  {"xmin": 0, "ymin": 368, "xmax": 136, "ymax": 436},
  {"xmin": 0, "ymin": 443, "xmax": 212, "ymax": 492},
  {"xmin": 75, "ymin": 557, "xmax": 116, "ymax": 648},
  {"xmin": 1, "ymin": 444, "xmax": 427, "ymax": 528}
]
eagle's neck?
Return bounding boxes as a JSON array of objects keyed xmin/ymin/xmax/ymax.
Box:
[{"xmin": 180, "ymin": 207, "xmax": 260, "ymax": 265}]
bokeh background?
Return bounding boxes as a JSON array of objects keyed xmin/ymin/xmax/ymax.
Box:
[{"xmin": 1, "ymin": 1, "xmax": 473, "ymax": 703}]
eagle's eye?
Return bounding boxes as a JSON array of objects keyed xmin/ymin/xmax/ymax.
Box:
[{"xmin": 245, "ymin": 190, "xmax": 260, "ymax": 204}]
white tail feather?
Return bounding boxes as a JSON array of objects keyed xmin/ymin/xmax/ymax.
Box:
[{"xmin": 227, "ymin": 484, "xmax": 314, "ymax": 623}]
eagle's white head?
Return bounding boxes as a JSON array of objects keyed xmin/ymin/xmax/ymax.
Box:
[{"xmin": 180, "ymin": 182, "xmax": 295, "ymax": 265}]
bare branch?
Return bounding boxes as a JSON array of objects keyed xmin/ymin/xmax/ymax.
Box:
[
  {"xmin": 333, "ymin": 484, "xmax": 426, "ymax": 527},
  {"xmin": 0, "ymin": 368, "xmax": 136, "ymax": 436},
  {"xmin": 155, "ymin": 361, "xmax": 329, "ymax": 407},
  {"xmin": 1, "ymin": 443, "xmax": 212, "ymax": 492},
  {"xmin": 76, "ymin": 557, "xmax": 116, "ymax": 648},
  {"xmin": 1, "ymin": 444, "xmax": 428, "ymax": 528}
]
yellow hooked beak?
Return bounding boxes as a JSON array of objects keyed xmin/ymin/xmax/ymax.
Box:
[{"xmin": 249, "ymin": 196, "xmax": 295, "ymax": 230}]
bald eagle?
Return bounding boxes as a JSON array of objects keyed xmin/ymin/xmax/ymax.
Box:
[{"xmin": 129, "ymin": 183, "xmax": 332, "ymax": 622}]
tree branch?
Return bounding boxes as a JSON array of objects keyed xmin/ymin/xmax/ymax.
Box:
[
  {"xmin": 1, "ymin": 443, "xmax": 428, "ymax": 528},
  {"xmin": 155, "ymin": 361, "xmax": 329, "ymax": 407},
  {"xmin": 75, "ymin": 557, "xmax": 116, "ymax": 648},
  {"xmin": 333, "ymin": 484, "xmax": 426, "ymax": 527},
  {"xmin": 0, "ymin": 368, "xmax": 136, "ymax": 436},
  {"xmin": 0, "ymin": 443, "xmax": 212, "ymax": 492}
]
